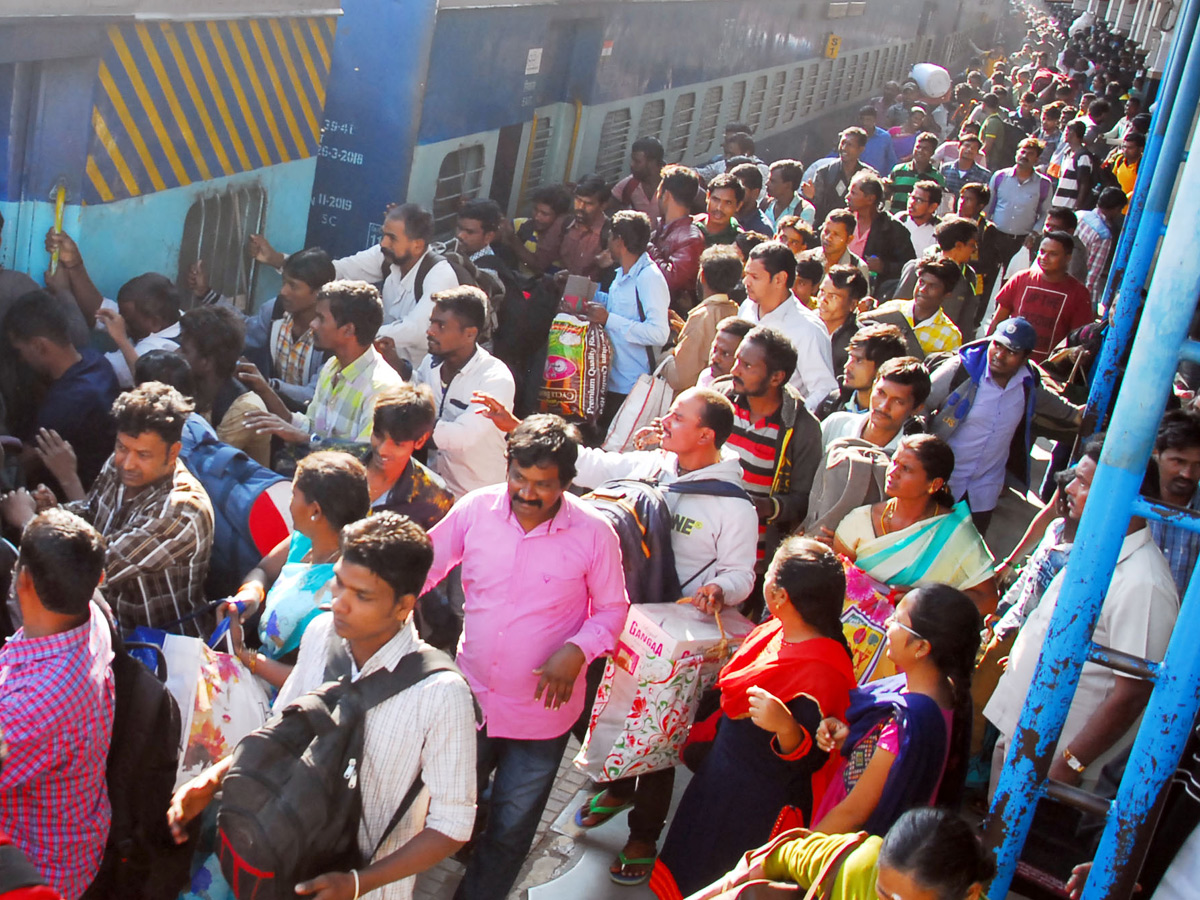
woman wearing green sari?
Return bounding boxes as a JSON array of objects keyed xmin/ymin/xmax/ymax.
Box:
[{"xmin": 829, "ymin": 434, "xmax": 998, "ymax": 683}]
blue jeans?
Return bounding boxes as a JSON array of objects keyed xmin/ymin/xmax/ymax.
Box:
[{"xmin": 453, "ymin": 727, "xmax": 570, "ymax": 900}]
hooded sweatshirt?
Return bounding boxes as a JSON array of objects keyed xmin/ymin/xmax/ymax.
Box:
[{"xmin": 574, "ymin": 446, "xmax": 758, "ymax": 605}]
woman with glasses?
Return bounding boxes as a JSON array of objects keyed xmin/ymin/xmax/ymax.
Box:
[
  {"xmin": 808, "ymin": 583, "xmax": 982, "ymax": 837},
  {"xmin": 828, "ymin": 433, "xmax": 998, "ymax": 683}
]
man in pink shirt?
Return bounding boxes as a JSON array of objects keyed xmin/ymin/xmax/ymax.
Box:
[{"xmin": 424, "ymin": 414, "xmax": 628, "ymax": 900}]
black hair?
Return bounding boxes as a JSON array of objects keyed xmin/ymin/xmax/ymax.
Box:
[
  {"xmin": 659, "ymin": 165, "xmax": 700, "ymax": 207},
  {"xmin": 282, "ymin": 247, "xmax": 336, "ymax": 291},
  {"xmin": 178, "ymin": 304, "xmax": 246, "ymax": 381},
  {"xmin": 744, "ymin": 325, "xmax": 798, "ymax": 382},
  {"xmin": 3, "ymin": 290, "xmax": 73, "ymax": 346},
  {"xmin": 748, "ymin": 240, "xmax": 797, "ymax": 289},
  {"xmin": 17, "ymin": 509, "xmax": 106, "ymax": 617},
  {"xmin": 824, "ymin": 208, "xmax": 857, "ymax": 235},
  {"xmin": 1066, "ymin": 119, "xmax": 1087, "ymax": 139},
  {"xmin": 574, "ymin": 173, "xmax": 612, "ymax": 203},
  {"xmin": 775, "ymin": 215, "xmax": 816, "ymax": 248},
  {"xmin": 905, "ymin": 584, "xmax": 983, "ymax": 810},
  {"xmin": 728, "ymin": 162, "xmax": 763, "ymax": 192},
  {"xmin": 915, "ymin": 257, "xmax": 963, "ymax": 294},
  {"xmin": 689, "ymin": 388, "xmax": 736, "ymax": 447},
  {"xmin": 384, "ymin": 203, "xmax": 434, "ymax": 244},
  {"xmin": 795, "ymin": 258, "xmax": 826, "ymax": 286},
  {"xmin": 1124, "ymin": 131, "xmax": 1146, "ymax": 148},
  {"xmin": 849, "ymin": 323, "xmax": 908, "ymax": 367},
  {"xmin": 699, "ymin": 245, "xmax": 745, "ymax": 296},
  {"xmin": 530, "ymin": 184, "xmax": 573, "ymax": 216},
  {"xmin": 769, "ymin": 159, "xmax": 804, "ymax": 189},
  {"xmin": 983, "ymin": 92, "xmax": 1001, "ymax": 109},
  {"xmin": 827, "ymin": 263, "xmax": 870, "ymax": 302},
  {"xmin": 708, "ymin": 172, "xmax": 746, "ymax": 205},
  {"xmin": 840, "ymin": 127, "xmax": 868, "ymax": 148},
  {"xmin": 610, "ymin": 210, "xmax": 653, "ymax": 256},
  {"xmin": 934, "ymin": 217, "xmax": 978, "ymax": 253},
  {"xmin": 911, "ymin": 178, "xmax": 944, "ymax": 207},
  {"xmin": 432, "ymin": 285, "xmax": 488, "ymax": 334},
  {"xmin": 715, "ymin": 316, "xmax": 755, "ymax": 341},
  {"xmin": 294, "ymin": 450, "xmax": 371, "ymax": 531},
  {"xmin": 1043, "ymin": 229, "xmax": 1076, "ymax": 255},
  {"xmin": 851, "ymin": 172, "xmax": 886, "ymax": 206},
  {"xmin": 117, "ymin": 272, "xmax": 182, "ymax": 326},
  {"xmin": 134, "ymin": 349, "xmax": 196, "ymax": 397},
  {"xmin": 879, "ymin": 809, "xmax": 996, "ymax": 898},
  {"xmin": 960, "ymin": 182, "xmax": 992, "ymax": 206},
  {"xmin": 735, "ymin": 231, "xmax": 770, "ymax": 258},
  {"xmin": 458, "ymin": 198, "xmax": 503, "ymax": 233},
  {"xmin": 858, "ymin": 104, "xmax": 878, "ymax": 118},
  {"xmin": 1089, "ymin": 97, "xmax": 1111, "ymax": 117},
  {"xmin": 506, "ymin": 413, "xmax": 578, "ymax": 484},
  {"xmin": 111, "ymin": 381, "xmax": 194, "ymax": 446},
  {"xmin": 631, "ymin": 136, "xmax": 665, "ymax": 164},
  {"xmin": 340, "ymin": 511, "xmax": 433, "ymax": 602},
  {"xmin": 726, "ymin": 132, "xmax": 755, "ymax": 155},
  {"xmin": 318, "ymin": 279, "xmax": 384, "ymax": 345},
  {"xmin": 897, "ymin": 433, "xmax": 954, "ymax": 503},
  {"xmin": 769, "ymin": 536, "xmax": 851, "ymax": 658},
  {"xmin": 1047, "ymin": 206, "xmax": 1079, "ymax": 231},
  {"xmin": 373, "ymin": 384, "xmax": 437, "ymax": 444},
  {"xmin": 914, "ymin": 132, "xmax": 940, "ymax": 151}
]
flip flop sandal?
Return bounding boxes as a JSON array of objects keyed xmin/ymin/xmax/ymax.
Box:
[
  {"xmin": 609, "ymin": 850, "xmax": 657, "ymax": 886},
  {"xmin": 573, "ymin": 792, "xmax": 635, "ymax": 828}
]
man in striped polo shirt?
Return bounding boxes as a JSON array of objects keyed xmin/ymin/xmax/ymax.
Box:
[{"xmin": 714, "ymin": 326, "xmax": 822, "ymax": 616}]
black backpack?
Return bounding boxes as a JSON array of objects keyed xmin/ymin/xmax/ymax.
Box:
[
  {"xmin": 582, "ymin": 478, "xmax": 752, "ymax": 605},
  {"xmin": 84, "ymin": 623, "xmax": 190, "ymax": 900},
  {"xmin": 415, "ymin": 247, "xmax": 506, "ymax": 340},
  {"xmin": 216, "ymin": 642, "xmax": 468, "ymax": 900}
]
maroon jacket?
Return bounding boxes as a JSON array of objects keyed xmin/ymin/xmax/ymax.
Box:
[{"xmin": 648, "ymin": 215, "xmax": 705, "ymax": 310}]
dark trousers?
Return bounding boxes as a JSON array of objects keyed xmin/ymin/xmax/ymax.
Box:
[
  {"xmin": 596, "ymin": 390, "xmax": 628, "ymax": 438},
  {"xmin": 971, "ymin": 507, "xmax": 994, "ymax": 536},
  {"xmin": 603, "ymin": 768, "xmax": 677, "ymax": 845},
  {"xmin": 993, "ymin": 230, "xmax": 1029, "ymax": 280},
  {"xmin": 454, "ymin": 727, "xmax": 570, "ymax": 900}
]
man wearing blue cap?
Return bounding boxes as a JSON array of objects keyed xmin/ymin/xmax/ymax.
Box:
[{"xmin": 924, "ymin": 317, "xmax": 1082, "ymax": 533}]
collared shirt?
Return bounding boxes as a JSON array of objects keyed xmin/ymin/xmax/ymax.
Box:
[
  {"xmin": 595, "ymin": 253, "xmax": 671, "ymax": 394},
  {"xmin": 762, "ymin": 192, "xmax": 816, "ymax": 231},
  {"xmin": 1075, "ymin": 210, "xmax": 1115, "ymax": 303},
  {"xmin": 0, "ymin": 606, "xmax": 115, "ymax": 900},
  {"xmin": 739, "ymin": 297, "xmax": 838, "ymax": 411},
  {"xmin": 820, "ymin": 410, "xmax": 902, "ymax": 453},
  {"xmin": 99, "ymin": 298, "xmax": 181, "ymax": 388},
  {"xmin": 66, "ymin": 460, "xmax": 214, "ymax": 636},
  {"xmin": 985, "ymin": 527, "xmax": 1178, "ymax": 789},
  {"xmin": 986, "ymin": 166, "xmax": 1052, "ymax": 237},
  {"xmin": 559, "ymin": 216, "xmax": 608, "ymax": 280},
  {"xmin": 694, "ymin": 214, "xmax": 743, "ymax": 247},
  {"xmin": 736, "ymin": 205, "xmax": 774, "ymax": 237},
  {"xmin": 414, "ymin": 346, "xmax": 515, "ymax": 498},
  {"xmin": 726, "ymin": 397, "xmax": 783, "ymax": 562},
  {"xmin": 272, "ymin": 311, "xmax": 318, "ymax": 388},
  {"xmin": 887, "ymin": 162, "xmax": 946, "ymax": 213},
  {"xmin": 898, "ymin": 214, "xmax": 939, "ymax": 257},
  {"xmin": 371, "ymin": 457, "xmax": 455, "ymax": 532},
  {"xmin": 798, "ymin": 247, "xmax": 872, "ymax": 284},
  {"xmin": 872, "ymin": 298, "xmax": 963, "ymax": 355},
  {"xmin": 423, "ymin": 485, "xmax": 628, "ymax": 740},
  {"xmin": 945, "ymin": 364, "xmax": 1032, "ymax": 512},
  {"xmin": 275, "ymin": 615, "xmax": 476, "ymax": 900},
  {"xmin": 338, "ymin": 246, "xmax": 459, "ymax": 368},
  {"xmin": 1148, "ymin": 487, "xmax": 1200, "ymax": 595},
  {"xmin": 612, "ymin": 175, "xmax": 660, "ymax": 231},
  {"xmin": 649, "ymin": 215, "xmax": 706, "ymax": 306},
  {"xmin": 292, "ymin": 346, "xmax": 405, "ymax": 442},
  {"xmin": 861, "ymin": 126, "xmax": 899, "ymax": 175},
  {"xmin": 940, "ymin": 160, "xmax": 993, "ymax": 199}
]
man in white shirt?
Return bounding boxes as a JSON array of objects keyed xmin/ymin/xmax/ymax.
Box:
[
  {"xmin": 739, "ymin": 240, "xmax": 837, "ymax": 412},
  {"xmin": 985, "ymin": 436, "xmax": 1179, "ymax": 794},
  {"xmin": 413, "ymin": 287, "xmax": 515, "ymax": 498},
  {"xmin": 167, "ymin": 513, "xmax": 477, "ymax": 900},
  {"xmin": 95, "ymin": 274, "xmax": 183, "ymax": 388}
]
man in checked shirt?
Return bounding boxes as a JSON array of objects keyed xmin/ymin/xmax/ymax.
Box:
[{"xmin": 1, "ymin": 382, "xmax": 214, "ymax": 637}]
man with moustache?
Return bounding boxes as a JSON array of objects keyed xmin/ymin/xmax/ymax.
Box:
[
  {"xmin": 819, "ymin": 356, "xmax": 930, "ymax": 453},
  {"xmin": 1147, "ymin": 410, "xmax": 1200, "ymax": 593}
]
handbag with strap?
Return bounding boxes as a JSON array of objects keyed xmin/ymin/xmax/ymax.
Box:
[{"xmin": 602, "ymin": 356, "xmax": 675, "ymax": 451}]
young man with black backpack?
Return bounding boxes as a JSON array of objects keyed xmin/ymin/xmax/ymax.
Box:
[{"xmin": 167, "ymin": 513, "xmax": 477, "ymax": 900}]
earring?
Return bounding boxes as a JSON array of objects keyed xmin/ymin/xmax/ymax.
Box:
[{"xmin": 311, "ymin": 514, "xmax": 318, "ymax": 522}]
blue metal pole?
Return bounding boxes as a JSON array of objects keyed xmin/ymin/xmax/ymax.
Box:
[
  {"xmin": 1084, "ymin": 0, "xmax": 1200, "ymax": 425},
  {"xmin": 985, "ymin": 110, "xmax": 1200, "ymax": 900}
]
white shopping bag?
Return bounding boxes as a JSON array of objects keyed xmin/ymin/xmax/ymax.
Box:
[
  {"xmin": 574, "ymin": 603, "xmax": 754, "ymax": 782},
  {"xmin": 602, "ymin": 359, "xmax": 675, "ymax": 452}
]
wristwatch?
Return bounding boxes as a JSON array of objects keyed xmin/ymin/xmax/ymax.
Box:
[{"xmin": 1062, "ymin": 747, "xmax": 1087, "ymax": 774}]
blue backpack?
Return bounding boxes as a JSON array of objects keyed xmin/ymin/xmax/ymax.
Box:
[{"xmin": 180, "ymin": 419, "xmax": 292, "ymax": 598}]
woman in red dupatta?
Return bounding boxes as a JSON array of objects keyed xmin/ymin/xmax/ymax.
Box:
[{"xmin": 651, "ymin": 538, "xmax": 858, "ymax": 900}]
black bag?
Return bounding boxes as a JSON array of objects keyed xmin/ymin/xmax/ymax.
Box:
[
  {"xmin": 415, "ymin": 248, "xmax": 506, "ymax": 340},
  {"xmin": 216, "ymin": 644, "xmax": 466, "ymax": 900},
  {"xmin": 84, "ymin": 623, "xmax": 190, "ymax": 900}
]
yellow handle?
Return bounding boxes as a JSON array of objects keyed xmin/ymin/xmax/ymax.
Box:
[{"xmin": 50, "ymin": 184, "xmax": 66, "ymax": 274}]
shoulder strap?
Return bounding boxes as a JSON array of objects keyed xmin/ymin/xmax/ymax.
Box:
[
  {"xmin": 621, "ymin": 177, "xmax": 639, "ymax": 207},
  {"xmin": 665, "ymin": 479, "xmax": 753, "ymax": 503},
  {"xmin": 414, "ymin": 252, "xmax": 441, "ymax": 301},
  {"xmin": 632, "ymin": 285, "xmax": 657, "ymax": 373}
]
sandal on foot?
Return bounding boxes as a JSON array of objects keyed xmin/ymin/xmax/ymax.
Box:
[
  {"xmin": 573, "ymin": 792, "xmax": 634, "ymax": 828},
  {"xmin": 610, "ymin": 850, "xmax": 657, "ymax": 886}
]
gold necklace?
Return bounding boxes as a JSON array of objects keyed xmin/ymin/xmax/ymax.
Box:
[{"xmin": 881, "ymin": 498, "xmax": 898, "ymax": 535}]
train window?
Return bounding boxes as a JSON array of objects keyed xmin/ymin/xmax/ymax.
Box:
[
  {"xmin": 833, "ymin": 56, "xmax": 849, "ymax": 104},
  {"xmin": 517, "ymin": 115, "xmax": 554, "ymax": 212},
  {"xmin": 637, "ymin": 99, "xmax": 667, "ymax": 141},
  {"xmin": 827, "ymin": 2, "xmax": 848, "ymax": 18},
  {"xmin": 848, "ymin": 1, "xmax": 866, "ymax": 15},
  {"xmin": 178, "ymin": 184, "xmax": 266, "ymax": 311},
  {"xmin": 666, "ymin": 92, "xmax": 696, "ymax": 163},
  {"xmin": 764, "ymin": 71, "xmax": 787, "ymax": 130},
  {"xmin": 854, "ymin": 51, "xmax": 870, "ymax": 96},
  {"xmin": 432, "ymin": 144, "xmax": 487, "ymax": 237},
  {"xmin": 781, "ymin": 67, "xmax": 804, "ymax": 124},
  {"xmin": 727, "ymin": 80, "xmax": 747, "ymax": 125},
  {"xmin": 595, "ymin": 108, "xmax": 633, "ymax": 183},
  {"xmin": 801, "ymin": 62, "xmax": 822, "ymax": 118},
  {"xmin": 696, "ymin": 86, "xmax": 724, "ymax": 154},
  {"xmin": 746, "ymin": 75, "xmax": 768, "ymax": 132}
]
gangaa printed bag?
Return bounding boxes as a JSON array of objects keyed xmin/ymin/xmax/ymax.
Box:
[
  {"xmin": 575, "ymin": 604, "xmax": 753, "ymax": 782},
  {"xmin": 539, "ymin": 314, "xmax": 612, "ymax": 422}
]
